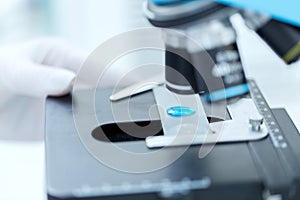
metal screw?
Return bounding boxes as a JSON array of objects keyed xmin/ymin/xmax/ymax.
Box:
[{"xmin": 249, "ymin": 115, "xmax": 264, "ymax": 132}]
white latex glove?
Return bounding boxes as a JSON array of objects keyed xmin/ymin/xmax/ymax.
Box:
[{"xmin": 0, "ymin": 38, "xmax": 87, "ymax": 98}]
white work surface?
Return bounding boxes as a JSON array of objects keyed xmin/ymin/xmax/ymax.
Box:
[{"xmin": 0, "ymin": 9, "xmax": 300, "ymax": 200}]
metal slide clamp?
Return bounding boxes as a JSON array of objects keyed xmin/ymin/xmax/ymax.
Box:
[{"xmin": 146, "ymin": 85, "xmax": 269, "ymax": 148}]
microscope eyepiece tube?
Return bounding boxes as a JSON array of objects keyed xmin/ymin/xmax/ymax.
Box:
[
  {"xmin": 243, "ymin": 12, "xmax": 300, "ymax": 64},
  {"xmin": 257, "ymin": 20, "xmax": 300, "ymax": 64}
]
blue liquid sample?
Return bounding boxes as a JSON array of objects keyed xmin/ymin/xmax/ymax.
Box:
[{"xmin": 167, "ymin": 106, "xmax": 196, "ymax": 117}]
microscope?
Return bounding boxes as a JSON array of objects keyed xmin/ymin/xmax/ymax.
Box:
[
  {"xmin": 45, "ymin": 1, "xmax": 300, "ymax": 200},
  {"xmin": 141, "ymin": 0, "xmax": 300, "ymax": 148},
  {"xmin": 144, "ymin": 0, "xmax": 300, "ymax": 95}
]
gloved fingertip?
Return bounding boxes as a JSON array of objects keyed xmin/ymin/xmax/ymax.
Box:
[
  {"xmin": 51, "ymin": 77, "xmax": 76, "ymax": 97},
  {"xmin": 47, "ymin": 71, "xmax": 76, "ymax": 97}
]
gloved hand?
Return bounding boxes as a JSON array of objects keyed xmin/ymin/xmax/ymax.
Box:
[
  {"xmin": 0, "ymin": 38, "xmax": 87, "ymax": 98},
  {"xmin": 0, "ymin": 37, "xmax": 165, "ymax": 105}
]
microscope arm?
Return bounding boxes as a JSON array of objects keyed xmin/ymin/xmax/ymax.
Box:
[{"xmin": 216, "ymin": 0, "xmax": 300, "ymax": 27}]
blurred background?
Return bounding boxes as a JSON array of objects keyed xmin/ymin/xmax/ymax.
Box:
[{"xmin": 0, "ymin": 0, "xmax": 150, "ymax": 50}]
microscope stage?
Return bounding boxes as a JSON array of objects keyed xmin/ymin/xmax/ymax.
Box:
[{"xmin": 45, "ymin": 81, "xmax": 300, "ymax": 200}]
